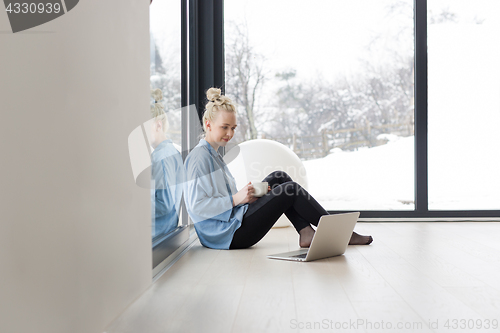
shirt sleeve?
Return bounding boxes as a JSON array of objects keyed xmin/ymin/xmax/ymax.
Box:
[{"xmin": 156, "ymin": 154, "xmax": 182, "ymax": 218}]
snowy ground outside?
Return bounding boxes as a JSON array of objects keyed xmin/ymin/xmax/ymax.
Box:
[
  {"xmin": 305, "ymin": 133, "xmax": 499, "ymax": 211},
  {"xmin": 304, "ymin": 136, "xmax": 414, "ymax": 211}
]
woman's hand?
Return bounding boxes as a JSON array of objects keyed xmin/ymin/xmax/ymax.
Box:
[{"xmin": 232, "ymin": 182, "xmax": 258, "ymax": 206}]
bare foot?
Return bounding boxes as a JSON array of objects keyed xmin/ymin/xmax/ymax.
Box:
[
  {"xmin": 348, "ymin": 231, "xmax": 373, "ymax": 245},
  {"xmin": 299, "ymin": 226, "xmax": 315, "ymax": 248}
]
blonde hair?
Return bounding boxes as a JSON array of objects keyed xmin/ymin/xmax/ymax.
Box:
[
  {"xmin": 151, "ymin": 88, "xmax": 169, "ymax": 134},
  {"xmin": 202, "ymin": 87, "xmax": 237, "ymax": 134}
]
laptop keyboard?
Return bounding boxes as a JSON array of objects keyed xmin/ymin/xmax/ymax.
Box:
[{"xmin": 291, "ymin": 253, "xmax": 307, "ymax": 259}]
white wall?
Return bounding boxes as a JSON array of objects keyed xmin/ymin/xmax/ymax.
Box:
[{"xmin": 0, "ymin": 1, "xmax": 152, "ymax": 332}]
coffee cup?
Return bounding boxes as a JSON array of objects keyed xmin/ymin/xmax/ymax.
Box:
[{"xmin": 251, "ymin": 181, "xmax": 269, "ymax": 197}]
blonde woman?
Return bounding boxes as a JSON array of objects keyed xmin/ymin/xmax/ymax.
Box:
[
  {"xmin": 184, "ymin": 87, "xmax": 373, "ymax": 249},
  {"xmin": 150, "ymin": 88, "xmax": 184, "ymax": 237}
]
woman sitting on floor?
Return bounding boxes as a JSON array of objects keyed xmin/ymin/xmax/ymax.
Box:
[{"xmin": 184, "ymin": 87, "xmax": 373, "ymax": 250}]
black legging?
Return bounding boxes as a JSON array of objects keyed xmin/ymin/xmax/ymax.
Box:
[{"xmin": 229, "ymin": 171, "xmax": 329, "ymax": 249}]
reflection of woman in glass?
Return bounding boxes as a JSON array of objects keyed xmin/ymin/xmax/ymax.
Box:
[
  {"xmin": 150, "ymin": 89, "xmax": 184, "ymax": 237},
  {"xmin": 184, "ymin": 88, "xmax": 373, "ymax": 249}
]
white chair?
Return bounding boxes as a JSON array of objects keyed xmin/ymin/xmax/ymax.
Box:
[{"xmin": 224, "ymin": 139, "xmax": 309, "ymax": 228}]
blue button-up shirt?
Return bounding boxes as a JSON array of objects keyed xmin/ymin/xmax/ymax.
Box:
[
  {"xmin": 184, "ymin": 139, "xmax": 248, "ymax": 249},
  {"xmin": 151, "ymin": 139, "xmax": 185, "ymax": 238}
]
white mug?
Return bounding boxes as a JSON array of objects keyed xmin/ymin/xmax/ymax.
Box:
[{"xmin": 251, "ymin": 181, "xmax": 269, "ymax": 197}]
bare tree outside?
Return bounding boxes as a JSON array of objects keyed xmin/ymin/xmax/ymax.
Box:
[
  {"xmin": 150, "ymin": 34, "xmax": 182, "ymax": 144},
  {"xmin": 224, "ymin": 2, "xmax": 415, "ymax": 158},
  {"xmin": 225, "ymin": 21, "xmax": 267, "ymax": 142}
]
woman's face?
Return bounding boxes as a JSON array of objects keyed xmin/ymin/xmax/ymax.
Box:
[
  {"xmin": 149, "ymin": 118, "xmax": 166, "ymax": 149},
  {"xmin": 206, "ymin": 111, "xmax": 237, "ymax": 148}
]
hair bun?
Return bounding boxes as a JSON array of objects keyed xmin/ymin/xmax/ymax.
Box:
[
  {"xmin": 202, "ymin": 87, "xmax": 237, "ymax": 135},
  {"xmin": 206, "ymin": 87, "xmax": 221, "ymax": 102},
  {"xmin": 151, "ymin": 88, "xmax": 163, "ymax": 102},
  {"xmin": 151, "ymin": 88, "xmax": 165, "ymax": 118}
]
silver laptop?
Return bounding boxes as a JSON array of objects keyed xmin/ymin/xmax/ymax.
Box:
[{"xmin": 267, "ymin": 212, "xmax": 360, "ymax": 262}]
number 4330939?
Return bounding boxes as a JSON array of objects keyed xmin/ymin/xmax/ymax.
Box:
[{"xmin": 5, "ymin": 2, "xmax": 62, "ymax": 14}]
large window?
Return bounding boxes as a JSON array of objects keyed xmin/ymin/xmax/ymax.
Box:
[
  {"xmin": 428, "ymin": 0, "xmax": 500, "ymax": 210},
  {"xmin": 150, "ymin": 0, "xmax": 189, "ymax": 270},
  {"xmin": 224, "ymin": 0, "xmax": 415, "ymax": 210},
  {"xmin": 150, "ymin": 0, "xmax": 182, "ymax": 239},
  {"xmin": 184, "ymin": 0, "xmax": 499, "ymax": 221}
]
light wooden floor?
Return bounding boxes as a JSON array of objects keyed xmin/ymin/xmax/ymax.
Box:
[{"xmin": 105, "ymin": 222, "xmax": 500, "ymax": 333}]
